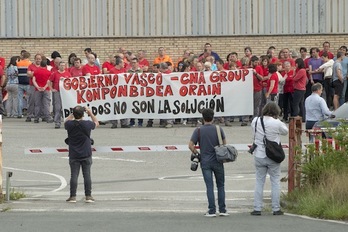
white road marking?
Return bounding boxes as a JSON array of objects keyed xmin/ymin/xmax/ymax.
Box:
[
  {"xmin": 4, "ymin": 167, "xmax": 67, "ymax": 196},
  {"xmin": 60, "ymin": 156, "xmax": 146, "ymax": 163}
]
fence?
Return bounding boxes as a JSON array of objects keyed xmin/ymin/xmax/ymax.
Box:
[{"xmin": 0, "ymin": 0, "xmax": 347, "ymax": 38}]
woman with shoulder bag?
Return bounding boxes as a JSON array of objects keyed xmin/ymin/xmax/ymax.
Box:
[{"xmin": 250, "ymin": 102, "xmax": 288, "ymax": 216}]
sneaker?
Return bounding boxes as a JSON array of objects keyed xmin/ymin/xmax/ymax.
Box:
[
  {"xmin": 219, "ymin": 211, "xmax": 230, "ymax": 216},
  {"xmin": 146, "ymin": 122, "xmax": 153, "ymax": 127},
  {"xmin": 85, "ymin": 196, "xmax": 95, "ymax": 203},
  {"xmin": 34, "ymin": 119, "xmax": 39, "ymax": 123},
  {"xmin": 46, "ymin": 118, "xmax": 54, "ymax": 123},
  {"xmin": 25, "ymin": 117, "xmax": 31, "ymax": 122},
  {"xmin": 250, "ymin": 210, "xmax": 261, "ymax": 216},
  {"xmin": 241, "ymin": 122, "xmax": 248, "ymax": 126},
  {"xmin": 204, "ymin": 212, "xmax": 216, "ymax": 217},
  {"xmin": 121, "ymin": 125, "xmax": 131, "ymax": 128},
  {"xmin": 66, "ymin": 196, "xmax": 76, "ymax": 203},
  {"xmin": 182, "ymin": 120, "xmax": 187, "ymax": 126},
  {"xmin": 165, "ymin": 124, "xmax": 173, "ymax": 128},
  {"xmin": 111, "ymin": 123, "xmax": 117, "ymax": 129},
  {"xmin": 54, "ymin": 124, "xmax": 60, "ymax": 129},
  {"xmin": 273, "ymin": 210, "xmax": 284, "ymax": 215}
]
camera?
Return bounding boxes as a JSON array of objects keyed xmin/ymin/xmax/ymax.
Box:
[
  {"xmin": 248, "ymin": 143, "xmax": 257, "ymax": 154},
  {"xmin": 190, "ymin": 153, "xmax": 201, "ymax": 171}
]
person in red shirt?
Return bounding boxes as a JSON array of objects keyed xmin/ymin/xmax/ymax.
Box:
[
  {"xmin": 82, "ymin": 54, "xmax": 101, "ymax": 76},
  {"xmin": 267, "ymin": 46, "xmax": 278, "ymax": 64},
  {"xmin": 69, "ymin": 58, "xmax": 83, "ymax": 77},
  {"xmin": 265, "ymin": 64, "xmax": 279, "ymax": 103},
  {"xmin": 260, "ymin": 56, "xmax": 270, "ymax": 110},
  {"xmin": 251, "ymin": 56, "xmax": 264, "ymax": 118},
  {"xmin": 281, "ymin": 61, "xmax": 294, "ymax": 121},
  {"xmin": 109, "ymin": 57, "xmax": 127, "ymax": 74},
  {"xmin": 189, "ymin": 56, "xmax": 199, "ymax": 71},
  {"xmin": 50, "ymin": 57, "xmax": 62, "ymax": 74},
  {"xmin": 224, "ymin": 52, "xmax": 242, "ymax": 70},
  {"xmin": 244, "ymin": 46, "xmax": 253, "ymax": 61},
  {"xmin": 109, "ymin": 57, "xmax": 129, "ymax": 129},
  {"xmin": 26, "ymin": 53, "xmax": 44, "ymax": 122},
  {"xmin": 0, "ymin": 56, "xmax": 5, "ymax": 69},
  {"xmin": 291, "ymin": 58, "xmax": 307, "ymax": 118},
  {"xmin": 50, "ymin": 51, "xmax": 61, "ymax": 70},
  {"xmin": 137, "ymin": 50, "xmax": 150, "ymax": 72},
  {"xmin": 49, "ymin": 61, "xmax": 72, "ymax": 129},
  {"xmin": 102, "ymin": 55, "xmax": 116, "ymax": 74},
  {"xmin": 319, "ymin": 41, "xmax": 334, "ymax": 59},
  {"xmin": 279, "ymin": 48, "xmax": 295, "ymax": 68},
  {"xmin": 32, "ymin": 59, "xmax": 53, "ymax": 123}
]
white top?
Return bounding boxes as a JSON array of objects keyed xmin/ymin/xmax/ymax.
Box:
[
  {"xmin": 251, "ymin": 116, "xmax": 288, "ymax": 158},
  {"xmin": 319, "ymin": 59, "xmax": 334, "ymax": 78}
]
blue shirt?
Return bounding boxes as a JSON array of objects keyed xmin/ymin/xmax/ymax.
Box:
[
  {"xmin": 6, "ymin": 65, "xmax": 18, "ymax": 84},
  {"xmin": 341, "ymin": 56, "xmax": 348, "ymax": 78},
  {"xmin": 332, "ymin": 61, "xmax": 342, "ymax": 81},
  {"xmin": 305, "ymin": 93, "xmax": 332, "ymax": 121}
]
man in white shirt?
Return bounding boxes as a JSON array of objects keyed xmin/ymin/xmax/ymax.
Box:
[{"xmin": 318, "ymin": 52, "xmax": 334, "ymax": 108}]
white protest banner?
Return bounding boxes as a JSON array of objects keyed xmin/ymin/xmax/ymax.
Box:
[{"xmin": 60, "ymin": 70, "xmax": 253, "ymax": 121}]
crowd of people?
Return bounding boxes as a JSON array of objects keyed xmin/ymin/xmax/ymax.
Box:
[{"xmin": 0, "ymin": 41, "xmax": 347, "ymax": 129}]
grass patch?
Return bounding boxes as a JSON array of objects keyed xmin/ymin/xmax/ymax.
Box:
[
  {"xmin": 284, "ymin": 170, "xmax": 348, "ymax": 220},
  {"xmin": 9, "ymin": 188, "xmax": 26, "ymax": 201}
]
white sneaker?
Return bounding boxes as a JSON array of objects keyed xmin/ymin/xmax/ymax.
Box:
[
  {"xmin": 204, "ymin": 212, "xmax": 216, "ymax": 217},
  {"xmin": 219, "ymin": 211, "xmax": 230, "ymax": 216},
  {"xmin": 165, "ymin": 124, "xmax": 173, "ymax": 128},
  {"xmin": 182, "ymin": 120, "xmax": 187, "ymax": 125}
]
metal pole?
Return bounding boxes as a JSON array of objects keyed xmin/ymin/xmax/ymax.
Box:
[
  {"xmin": 5, "ymin": 172, "xmax": 12, "ymax": 202},
  {"xmin": 288, "ymin": 117, "xmax": 295, "ymax": 192}
]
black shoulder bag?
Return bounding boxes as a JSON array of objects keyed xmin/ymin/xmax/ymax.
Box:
[{"xmin": 260, "ymin": 117, "xmax": 285, "ymax": 163}]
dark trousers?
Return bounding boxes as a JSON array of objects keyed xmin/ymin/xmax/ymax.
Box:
[
  {"xmin": 291, "ymin": 89, "xmax": 305, "ymax": 120},
  {"xmin": 283, "ymin": 92, "xmax": 293, "ymax": 121},
  {"xmin": 323, "ymin": 78, "xmax": 333, "ymax": 108},
  {"xmin": 69, "ymin": 157, "xmax": 92, "ymax": 197}
]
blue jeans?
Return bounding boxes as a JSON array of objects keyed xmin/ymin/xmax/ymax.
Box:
[
  {"xmin": 201, "ymin": 161, "xmax": 226, "ymax": 213},
  {"xmin": 18, "ymin": 84, "xmax": 29, "ymax": 116},
  {"xmin": 253, "ymin": 156, "xmax": 281, "ymax": 212},
  {"xmin": 69, "ymin": 157, "xmax": 92, "ymax": 197}
]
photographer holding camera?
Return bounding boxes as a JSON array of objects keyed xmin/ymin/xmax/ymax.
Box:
[
  {"xmin": 188, "ymin": 108, "xmax": 229, "ymax": 217},
  {"xmin": 65, "ymin": 105, "xmax": 99, "ymax": 203},
  {"xmin": 250, "ymin": 102, "xmax": 288, "ymax": 216}
]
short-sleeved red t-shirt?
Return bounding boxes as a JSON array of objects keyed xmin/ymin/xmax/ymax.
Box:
[
  {"xmin": 82, "ymin": 64, "xmax": 101, "ymax": 76},
  {"xmin": 33, "ymin": 68, "xmax": 51, "ymax": 91},
  {"xmin": 49, "ymin": 70, "xmax": 71, "ymax": 91}
]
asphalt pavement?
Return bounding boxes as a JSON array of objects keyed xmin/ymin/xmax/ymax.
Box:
[{"xmin": 1, "ymin": 117, "xmax": 347, "ymax": 231}]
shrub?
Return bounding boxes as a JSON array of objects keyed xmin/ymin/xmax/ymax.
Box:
[{"xmin": 285, "ymin": 123, "xmax": 348, "ymax": 220}]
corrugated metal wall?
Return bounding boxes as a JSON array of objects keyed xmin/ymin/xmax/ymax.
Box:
[{"xmin": 0, "ymin": 0, "xmax": 347, "ymax": 38}]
